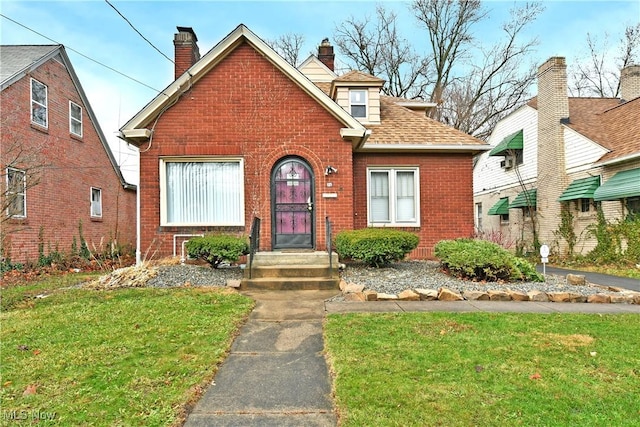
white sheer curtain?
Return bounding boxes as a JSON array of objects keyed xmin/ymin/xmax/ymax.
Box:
[
  {"xmin": 369, "ymin": 171, "xmax": 390, "ymax": 222},
  {"xmin": 166, "ymin": 162, "xmax": 241, "ymax": 224},
  {"xmin": 395, "ymin": 171, "xmax": 415, "ymax": 222}
]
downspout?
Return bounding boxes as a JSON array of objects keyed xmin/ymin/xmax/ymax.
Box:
[{"xmin": 136, "ymin": 152, "xmax": 141, "ymax": 265}]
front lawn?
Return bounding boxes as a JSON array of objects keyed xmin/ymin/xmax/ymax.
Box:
[
  {"xmin": 1, "ymin": 280, "xmax": 253, "ymax": 426},
  {"xmin": 325, "ymin": 312, "xmax": 640, "ymax": 427}
]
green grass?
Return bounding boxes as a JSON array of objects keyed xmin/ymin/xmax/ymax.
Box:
[
  {"xmin": 325, "ymin": 312, "xmax": 640, "ymax": 427},
  {"xmin": 1, "ymin": 271, "xmax": 103, "ymax": 311},
  {"xmin": 1, "ymin": 282, "xmax": 253, "ymax": 426}
]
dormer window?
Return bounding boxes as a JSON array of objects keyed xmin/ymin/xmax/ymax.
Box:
[{"xmin": 349, "ymin": 89, "xmax": 367, "ymax": 118}]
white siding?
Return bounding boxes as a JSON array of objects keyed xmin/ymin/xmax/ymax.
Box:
[
  {"xmin": 474, "ymin": 105, "xmax": 538, "ymax": 195},
  {"xmin": 564, "ymin": 127, "xmax": 609, "ymax": 173},
  {"xmin": 298, "ymin": 58, "xmax": 335, "ymax": 82}
]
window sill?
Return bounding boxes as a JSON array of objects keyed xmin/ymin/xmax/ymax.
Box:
[
  {"xmin": 70, "ymin": 133, "xmax": 83, "ymax": 142},
  {"xmin": 90, "ymin": 216, "xmax": 103, "ymax": 222},
  {"xmin": 368, "ymin": 223, "xmax": 420, "ymax": 228},
  {"xmin": 6, "ymin": 217, "xmax": 28, "ymax": 225},
  {"xmin": 30, "ymin": 123, "xmax": 48, "ymax": 134}
]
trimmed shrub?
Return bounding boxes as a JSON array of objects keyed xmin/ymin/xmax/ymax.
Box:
[
  {"xmin": 435, "ymin": 238, "xmax": 543, "ymax": 282},
  {"xmin": 335, "ymin": 228, "xmax": 419, "ymax": 267},
  {"xmin": 185, "ymin": 234, "xmax": 249, "ymax": 269}
]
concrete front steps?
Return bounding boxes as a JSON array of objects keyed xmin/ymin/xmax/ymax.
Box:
[{"xmin": 241, "ymin": 251, "xmax": 340, "ymax": 290}]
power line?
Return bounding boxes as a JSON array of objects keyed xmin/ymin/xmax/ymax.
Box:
[
  {"xmin": 0, "ymin": 13, "xmax": 163, "ymax": 94},
  {"xmin": 104, "ymin": 0, "xmax": 174, "ymax": 65}
]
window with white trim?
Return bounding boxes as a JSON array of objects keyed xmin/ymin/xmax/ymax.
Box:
[
  {"xmin": 160, "ymin": 158, "xmax": 244, "ymax": 226},
  {"xmin": 367, "ymin": 167, "xmax": 420, "ymax": 226},
  {"xmin": 31, "ymin": 78, "xmax": 48, "ymax": 127},
  {"xmin": 70, "ymin": 101, "xmax": 83, "ymax": 136},
  {"xmin": 475, "ymin": 202, "xmax": 482, "ymax": 231},
  {"xmin": 6, "ymin": 168, "xmax": 26, "ymax": 218},
  {"xmin": 91, "ymin": 187, "xmax": 102, "ymax": 218},
  {"xmin": 349, "ymin": 89, "xmax": 367, "ymax": 118}
]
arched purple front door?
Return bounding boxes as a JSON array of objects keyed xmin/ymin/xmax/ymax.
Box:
[{"xmin": 271, "ymin": 157, "xmax": 315, "ymax": 249}]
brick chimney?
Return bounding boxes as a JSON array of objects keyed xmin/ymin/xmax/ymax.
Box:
[
  {"xmin": 620, "ymin": 64, "xmax": 640, "ymax": 101},
  {"xmin": 318, "ymin": 38, "xmax": 334, "ymax": 71},
  {"xmin": 174, "ymin": 26, "xmax": 200, "ymax": 79},
  {"xmin": 536, "ymin": 57, "xmax": 570, "ymax": 248}
]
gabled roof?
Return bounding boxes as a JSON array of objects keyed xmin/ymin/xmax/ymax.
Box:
[
  {"xmin": 120, "ymin": 24, "xmax": 368, "ymax": 145},
  {"xmin": 528, "ymin": 96, "xmax": 639, "ymax": 164},
  {"xmin": 0, "ymin": 45, "xmax": 135, "ymax": 190},
  {"xmin": 1, "ymin": 45, "xmax": 60, "ymax": 89},
  {"xmin": 359, "ymin": 96, "xmax": 489, "ymax": 152}
]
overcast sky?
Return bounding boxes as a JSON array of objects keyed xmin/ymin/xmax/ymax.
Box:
[{"xmin": 2, "ymin": 0, "xmax": 639, "ymax": 185}]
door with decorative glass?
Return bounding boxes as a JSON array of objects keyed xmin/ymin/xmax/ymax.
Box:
[{"xmin": 271, "ymin": 157, "xmax": 315, "ymax": 249}]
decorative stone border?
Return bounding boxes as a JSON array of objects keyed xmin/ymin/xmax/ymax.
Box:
[{"xmin": 339, "ymin": 279, "xmax": 640, "ymax": 305}]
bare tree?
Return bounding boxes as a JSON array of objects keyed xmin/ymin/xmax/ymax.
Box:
[
  {"xmin": 2, "ymin": 112, "xmax": 44, "ymax": 228},
  {"xmin": 412, "ymin": 1, "xmax": 543, "ymax": 136},
  {"xmin": 266, "ymin": 32, "xmax": 307, "ymax": 67},
  {"xmin": 568, "ymin": 23, "xmax": 640, "ymax": 97},
  {"xmin": 334, "ymin": 5, "xmax": 431, "ymax": 98},
  {"xmin": 437, "ymin": 4, "xmax": 543, "ymax": 139}
]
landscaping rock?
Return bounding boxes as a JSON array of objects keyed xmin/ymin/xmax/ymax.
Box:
[
  {"xmin": 438, "ymin": 288, "xmax": 463, "ymax": 301},
  {"xmin": 415, "ymin": 288, "xmax": 438, "ymax": 301},
  {"xmin": 610, "ymin": 294, "xmax": 634, "ymax": 304},
  {"xmin": 488, "ymin": 290, "xmax": 512, "ymax": 301},
  {"xmin": 528, "ymin": 290, "xmax": 549, "ymax": 302},
  {"xmin": 569, "ymin": 293, "xmax": 588, "ymax": 303},
  {"xmin": 587, "ymin": 294, "xmax": 611, "ymax": 304},
  {"xmin": 226, "ymin": 279, "xmax": 241, "ymax": 288},
  {"xmin": 363, "ymin": 290, "xmax": 378, "ymax": 301},
  {"xmin": 343, "ymin": 283, "xmax": 366, "ymax": 294},
  {"xmin": 462, "ymin": 290, "xmax": 490, "ymax": 301},
  {"xmin": 398, "ymin": 289, "xmax": 420, "ymax": 301},
  {"xmin": 377, "ymin": 293, "xmax": 399, "ymax": 301},
  {"xmin": 547, "ymin": 292, "xmax": 572, "ymax": 302},
  {"xmin": 566, "ymin": 274, "xmax": 586, "ymax": 286},
  {"xmin": 508, "ymin": 290, "xmax": 530, "ymax": 301},
  {"xmin": 344, "ymin": 292, "xmax": 366, "ymax": 302}
]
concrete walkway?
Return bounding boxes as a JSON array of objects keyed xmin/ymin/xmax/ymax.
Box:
[
  {"xmin": 184, "ymin": 290, "xmax": 339, "ymax": 427},
  {"xmin": 185, "ymin": 279, "xmax": 640, "ymax": 425}
]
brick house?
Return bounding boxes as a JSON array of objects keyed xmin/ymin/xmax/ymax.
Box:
[
  {"xmin": 474, "ymin": 57, "xmax": 640, "ymax": 256},
  {"xmin": 1, "ymin": 45, "xmax": 136, "ymax": 264},
  {"xmin": 120, "ymin": 25, "xmax": 490, "ymax": 264}
]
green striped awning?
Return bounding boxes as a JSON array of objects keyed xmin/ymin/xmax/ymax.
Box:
[
  {"xmin": 594, "ymin": 168, "xmax": 640, "ymax": 201},
  {"xmin": 509, "ymin": 189, "xmax": 537, "ymax": 208},
  {"xmin": 489, "ymin": 130, "xmax": 523, "ymax": 156},
  {"xmin": 558, "ymin": 176, "xmax": 601, "ymax": 201},
  {"xmin": 488, "ymin": 198, "xmax": 510, "ymax": 215}
]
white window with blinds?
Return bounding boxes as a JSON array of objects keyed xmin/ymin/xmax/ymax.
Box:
[
  {"xmin": 160, "ymin": 158, "xmax": 244, "ymax": 226},
  {"xmin": 367, "ymin": 167, "xmax": 420, "ymax": 226}
]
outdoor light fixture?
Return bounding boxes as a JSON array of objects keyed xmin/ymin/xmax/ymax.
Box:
[{"xmin": 325, "ymin": 166, "xmax": 337, "ymax": 175}]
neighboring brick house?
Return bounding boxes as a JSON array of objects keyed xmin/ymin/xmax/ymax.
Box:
[
  {"xmin": 474, "ymin": 57, "xmax": 640, "ymax": 256},
  {"xmin": 120, "ymin": 25, "xmax": 490, "ymax": 263},
  {"xmin": 1, "ymin": 45, "xmax": 136, "ymax": 264}
]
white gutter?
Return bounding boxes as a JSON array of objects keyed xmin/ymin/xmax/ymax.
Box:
[
  {"xmin": 358, "ymin": 143, "xmax": 492, "ymax": 152},
  {"xmin": 136, "ymin": 152, "xmax": 141, "ymax": 265},
  {"xmin": 595, "ymin": 152, "xmax": 640, "ymax": 167}
]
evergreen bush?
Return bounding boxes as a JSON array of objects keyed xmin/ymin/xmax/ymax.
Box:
[
  {"xmin": 435, "ymin": 238, "xmax": 543, "ymax": 282},
  {"xmin": 185, "ymin": 234, "xmax": 249, "ymax": 268},
  {"xmin": 335, "ymin": 228, "xmax": 419, "ymax": 267}
]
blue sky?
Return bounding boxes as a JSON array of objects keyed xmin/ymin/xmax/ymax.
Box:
[{"xmin": 2, "ymin": 0, "xmax": 639, "ymax": 184}]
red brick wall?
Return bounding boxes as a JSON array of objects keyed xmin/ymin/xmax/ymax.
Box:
[
  {"xmin": 138, "ymin": 42, "xmax": 354, "ymax": 259},
  {"xmin": 353, "ymin": 152, "xmax": 475, "ymax": 259},
  {"xmin": 1, "ymin": 57, "xmax": 136, "ymax": 263}
]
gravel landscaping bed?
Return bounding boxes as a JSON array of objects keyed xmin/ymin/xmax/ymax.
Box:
[
  {"xmin": 143, "ymin": 260, "xmax": 618, "ymax": 298},
  {"xmin": 339, "ymin": 260, "xmax": 612, "ymax": 297}
]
